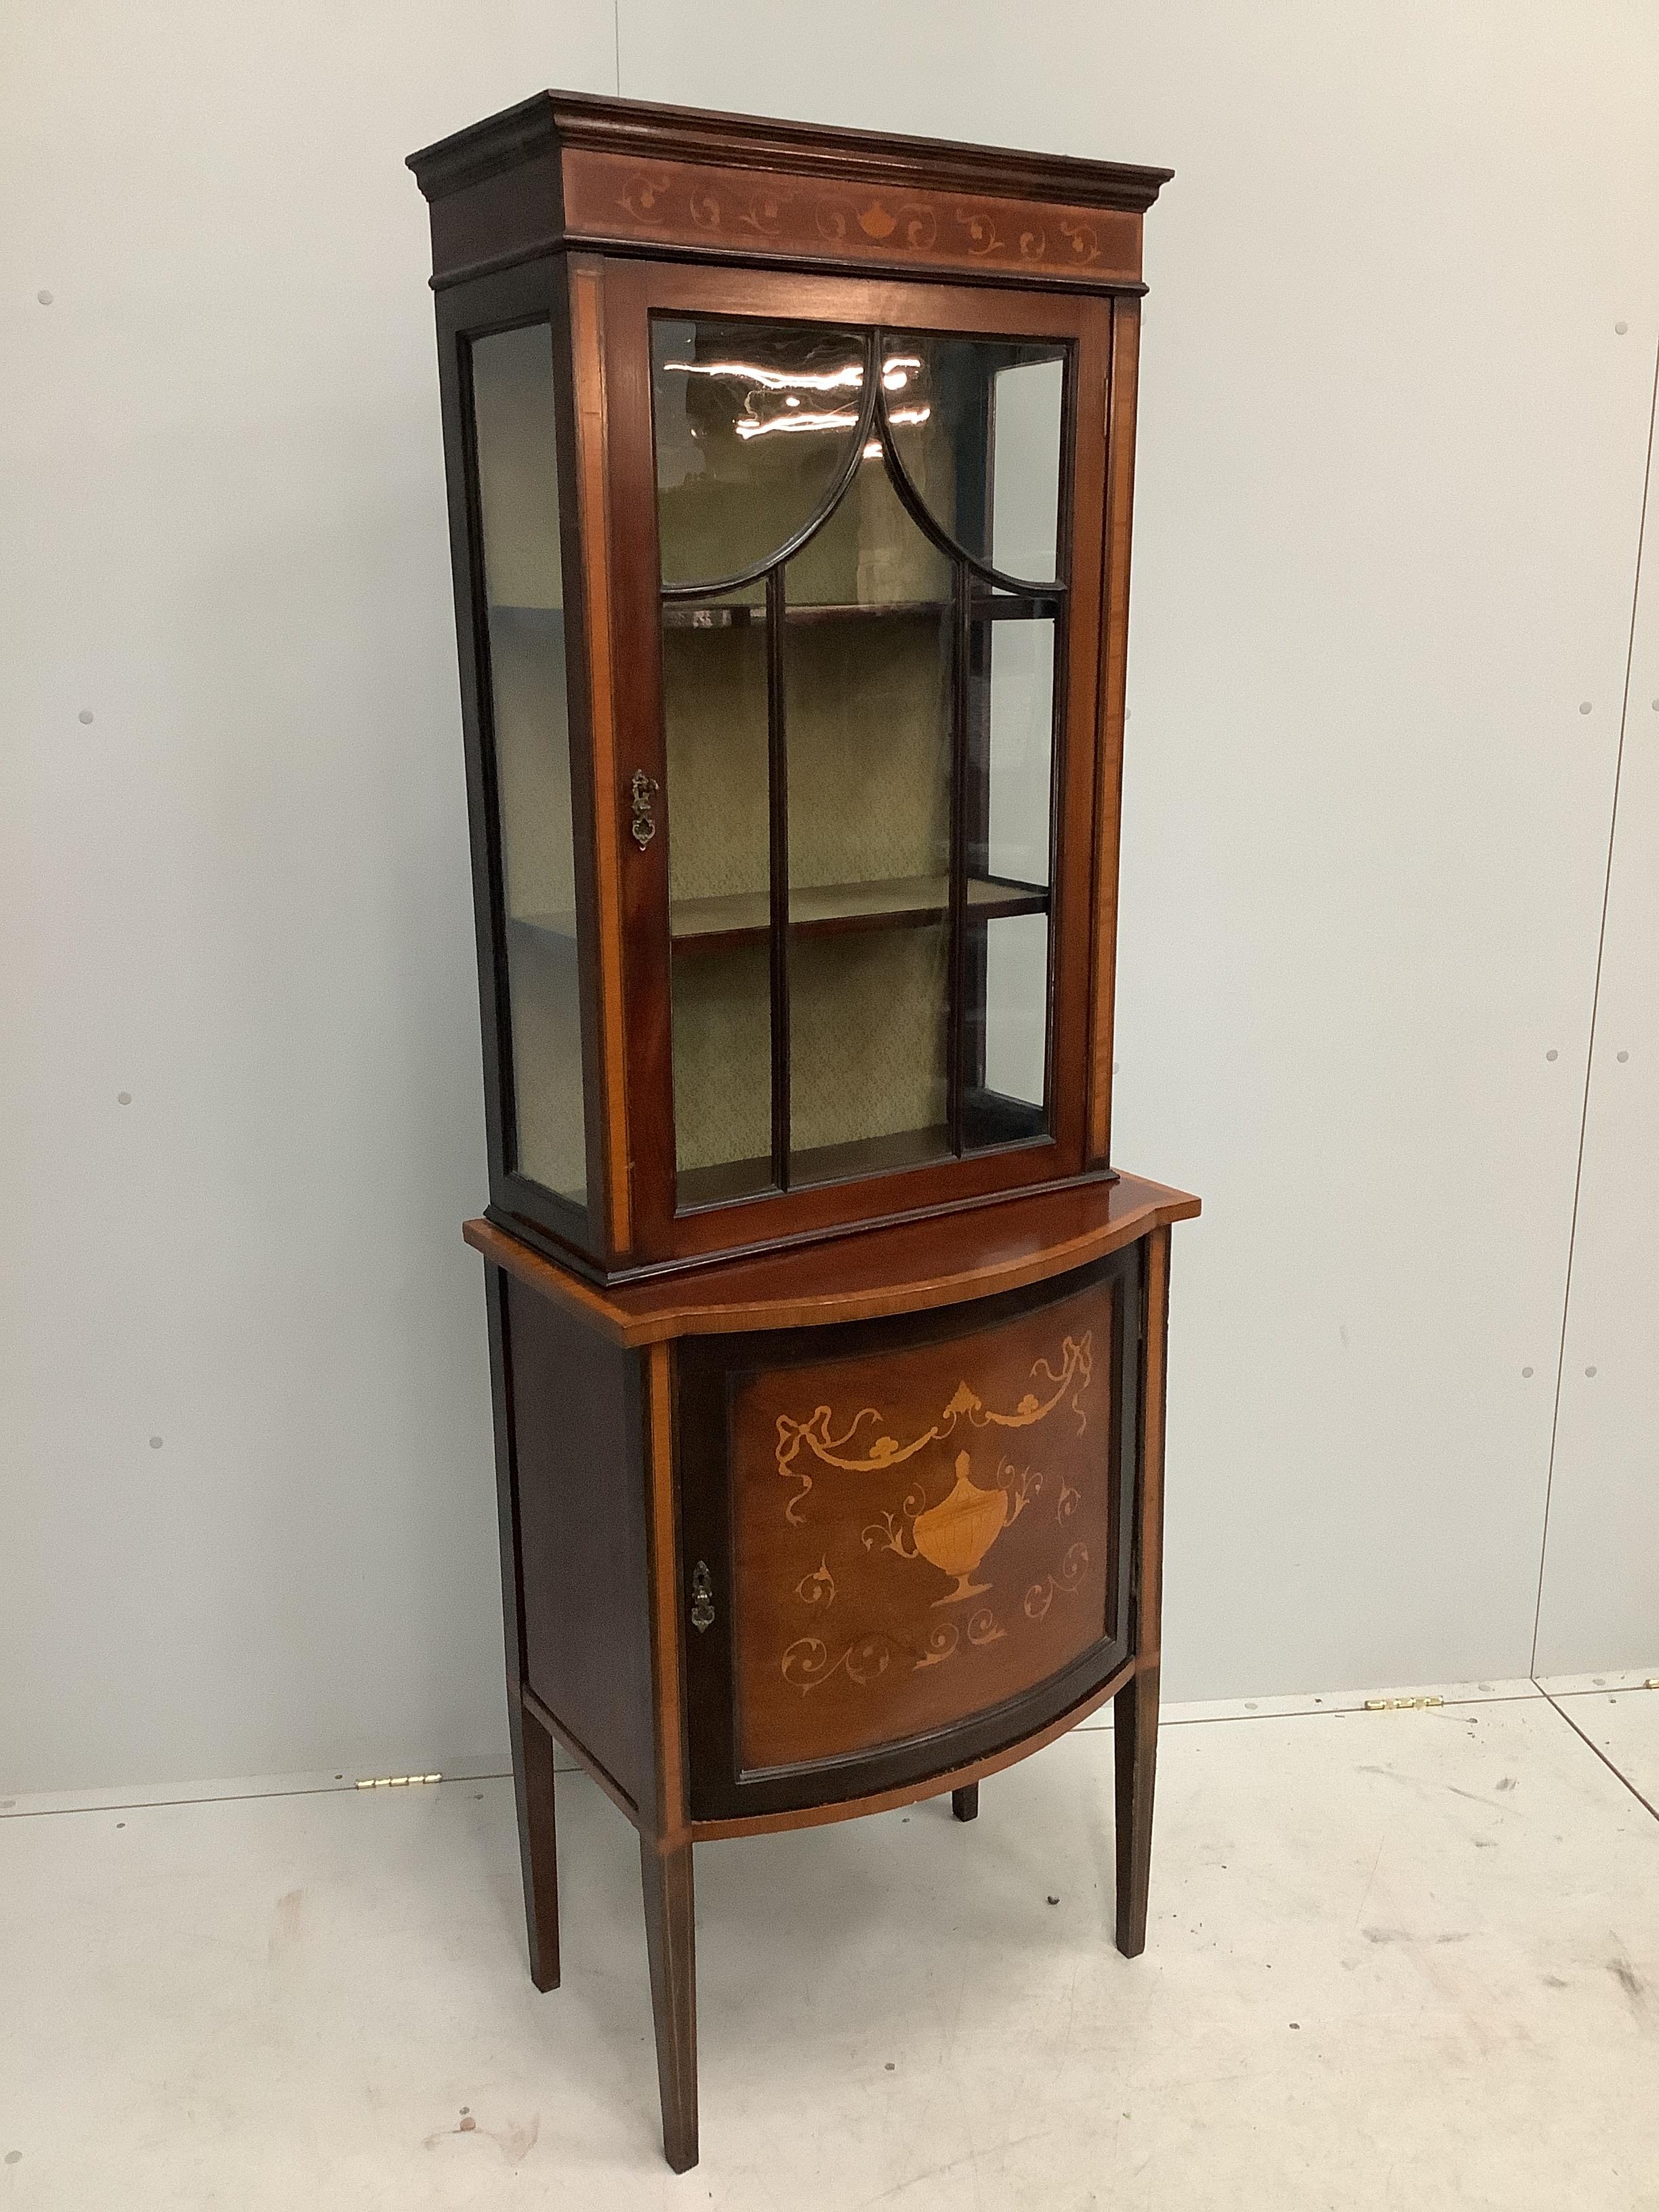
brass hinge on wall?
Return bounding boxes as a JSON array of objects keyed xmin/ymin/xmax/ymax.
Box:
[{"xmin": 355, "ymin": 1772, "xmax": 443, "ymax": 1788}]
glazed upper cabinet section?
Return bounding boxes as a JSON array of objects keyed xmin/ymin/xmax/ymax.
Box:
[
  {"xmin": 415, "ymin": 97, "xmax": 1165, "ymax": 1278},
  {"xmin": 630, "ymin": 268, "xmax": 1105, "ymax": 1254}
]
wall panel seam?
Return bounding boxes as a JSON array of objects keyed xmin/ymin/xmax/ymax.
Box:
[{"xmin": 1528, "ymin": 333, "xmax": 1659, "ymax": 1675}]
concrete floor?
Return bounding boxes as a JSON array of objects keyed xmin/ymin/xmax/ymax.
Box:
[{"xmin": 3, "ymin": 1678, "xmax": 1658, "ymax": 2209}]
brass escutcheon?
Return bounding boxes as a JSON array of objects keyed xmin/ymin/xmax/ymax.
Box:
[
  {"xmin": 690, "ymin": 1559, "xmax": 715, "ymax": 1633},
  {"xmin": 630, "ymin": 768, "xmax": 659, "ymax": 848}
]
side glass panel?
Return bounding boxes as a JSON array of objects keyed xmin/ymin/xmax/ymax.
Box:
[{"xmin": 470, "ymin": 324, "xmax": 588, "ymax": 1210}]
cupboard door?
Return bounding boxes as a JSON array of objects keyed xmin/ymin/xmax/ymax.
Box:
[
  {"xmin": 604, "ymin": 263, "xmax": 1113, "ymax": 1261},
  {"xmin": 678, "ymin": 1252, "xmax": 1138, "ymax": 1821}
]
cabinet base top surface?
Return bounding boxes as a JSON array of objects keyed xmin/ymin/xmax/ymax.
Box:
[{"xmin": 466, "ymin": 1168, "xmax": 1197, "ymax": 1345}]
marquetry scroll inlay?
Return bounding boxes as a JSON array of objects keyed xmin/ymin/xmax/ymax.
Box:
[
  {"xmin": 729, "ymin": 1278, "xmax": 1119, "ymax": 1773},
  {"xmin": 616, "ymin": 169, "xmax": 670, "ymax": 220},
  {"xmin": 779, "ymin": 1397, "xmax": 1090, "ymax": 1694},
  {"xmin": 562, "ymin": 149, "xmax": 1141, "ymax": 287},
  {"xmin": 775, "ymin": 1334, "xmax": 1091, "ymax": 1528}
]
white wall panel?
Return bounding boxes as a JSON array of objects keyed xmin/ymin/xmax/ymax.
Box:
[
  {"xmin": 0, "ymin": 3, "xmax": 617, "ymax": 1794},
  {"xmin": 5, "ymin": 3, "xmax": 1658, "ymax": 1795},
  {"xmin": 623, "ymin": 2, "xmax": 1659, "ymax": 1695},
  {"xmin": 1534, "ymin": 388, "xmax": 1659, "ymax": 1676}
]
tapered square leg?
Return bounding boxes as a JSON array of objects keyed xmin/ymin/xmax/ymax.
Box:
[
  {"xmin": 1113, "ymin": 1665, "xmax": 1159, "ymax": 1957},
  {"xmin": 512, "ymin": 1698, "xmax": 561, "ymax": 1992},
  {"xmin": 640, "ymin": 1838, "xmax": 697, "ymax": 2172},
  {"xmin": 951, "ymin": 1782, "xmax": 979, "ymax": 1822}
]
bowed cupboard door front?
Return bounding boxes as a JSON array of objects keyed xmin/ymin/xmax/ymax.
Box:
[
  {"xmin": 674, "ymin": 1247, "xmax": 1142, "ymax": 1823},
  {"xmin": 596, "ymin": 260, "xmax": 1120, "ymax": 1266}
]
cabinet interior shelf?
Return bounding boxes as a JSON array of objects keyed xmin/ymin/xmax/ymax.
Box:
[
  {"xmin": 511, "ymin": 873, "xmax": 1048, "ymax": 956},
  {"xmin": 674, "ymin": 1088, "xmax": 1048, "ymax": 1212},
  {"xmin": 489, "ymin": 599, "xmax": 1059, "ymax": 628},
  {"xmin": 660, "ymin": 593, "xmax": 1058, "ymax": 630}
]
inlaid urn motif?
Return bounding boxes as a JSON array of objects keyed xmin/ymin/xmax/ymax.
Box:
[{"xmin": 912, "ymin": 1450, "xmax": 1009, "ymax": 1605}]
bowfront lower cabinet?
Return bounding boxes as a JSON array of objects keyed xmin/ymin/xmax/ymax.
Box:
[{"xmin": 410, "ymin": 89, "xmax": 1196, "ymax": 2172}]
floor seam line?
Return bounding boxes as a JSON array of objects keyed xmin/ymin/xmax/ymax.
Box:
[
  {"xmin": 1538, "ymin": 1688, "xmax": 1659, "ymax": 1826},
  {"xmin": 0, "ymin": 1773, "xmax": 518, "ymax": 1822},
  {"xmin": 11, "ymin": 1698, "xmax": 1569, "ymax": 1815},
  {"xmin": 1082, "ymin": 1694, "xmax": 1543, "ymax": 1731}
]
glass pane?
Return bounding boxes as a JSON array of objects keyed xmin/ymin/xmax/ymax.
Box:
[
  {"xmin": 785, "ymin": 463, "xmax": 952, "ymax": 1185},
  {"xmin": 791, "ymin": 926, "xmax": 950, "ymax": 1178},
  {"xmin": 471, "ymin": 324, "xmax": 588, "ymax": 1210},
  {"xmin": 782, "ymin": 413, "xmax": 951, "ymax": 611},
  {"xmin": 962, "ymin": 607, "xmax": 1056, "ymax": 1150},
  {"xmin": 663, "ymin": 596, "xmax": 773, "ymax": 1206},
  {"xmin": 672, "ymin": 941, "xmax": 773, "ymax": 1207},
  {"xmin": 653, "ymin": 317, "xmax": 865, "ymax": 592},
  {"xmin": 979, "ymin": 610, "xmax": 1054, "ymax": 888},
  {"xmin": 884, "ymin": 338, "xmax": 1065, "ymax": 583},
  {"xmin": 964, "ymin": 912, "xmax": 1050, "ymax": 1146}
]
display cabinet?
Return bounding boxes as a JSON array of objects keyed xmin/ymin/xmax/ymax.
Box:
[{"xmin": 411, "ymin": 89, "xmax": 1195, "ymax": 2173}]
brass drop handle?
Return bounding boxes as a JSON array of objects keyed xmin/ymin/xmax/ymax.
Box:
[
  {"xmin": 689, "ymin": 1560, "xmax": 715, "ymax": 1633},
  {"xmin": 630, "ymin": 769, "xmax": 659, "ymax": 848}
]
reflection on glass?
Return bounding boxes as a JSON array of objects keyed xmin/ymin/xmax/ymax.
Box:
[
  {"xmin": 653, "ymin": 318, "xmax": 866, "ymax": 592},
  {"xmin": 884, "ymin": 338, "xmax": 1065, "ymax": 583},
  {"xmin": 472, "ymin": 323, "xmax": 588, "ymax": 1210},
  {"xmin": 663, "ymin": 596, "xmax": 773, "ymax": 1205}
]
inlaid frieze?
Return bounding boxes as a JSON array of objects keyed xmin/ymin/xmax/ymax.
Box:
[{"xmin": 562, "ymin": 148, "xmax": 1143, "ymax": 287}]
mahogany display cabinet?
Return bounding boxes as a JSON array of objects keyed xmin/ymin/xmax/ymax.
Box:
[{"xmin": 409, "ymin": 89, "xmax": 1196, "ymax": 2172}]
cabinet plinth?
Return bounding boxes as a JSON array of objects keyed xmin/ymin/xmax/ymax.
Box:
[{"xmin": 413, "ymin": 87, "xmax": 1189, "ymax": 2171}]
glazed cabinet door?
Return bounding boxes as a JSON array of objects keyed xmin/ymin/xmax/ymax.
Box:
[
  {"xmin": 600, "ymin": 260, "xmax": 1118, "ymax": 1265},
  {"xmin": 677, "ymin": 1250, "xmax": 1140, "ymax": 1822}
]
